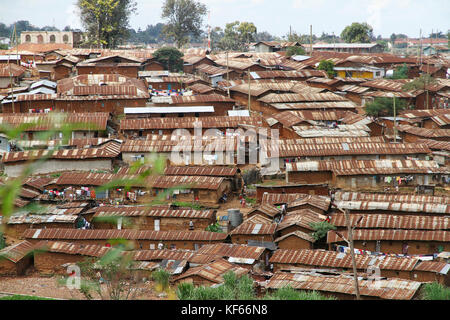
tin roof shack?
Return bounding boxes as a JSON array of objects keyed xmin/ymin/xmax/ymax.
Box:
[
  {"xmin": 256, "ymin": 92, "xmax": 352, "ymax": 116},
  {"xmin": 23, "ymin": 229, "xmax": 228, "ymax": 251},
  {"xmin": 0, "ymin": 112, "xmax": 110, "ymax": 140},
  {"xmin": 3, "ymin": 209, "xmax": 80, "ymax": 239},
  {"xmin": 146, "ymin": 76, "xmax": 188, "ymax": 91},
  {"xmin": 263, "ymin": 271, "xmax": 423, "ymax": 300},
  {"xmin": 195, "ymin": 64, "xmax": 241, "ymax": 86},
  {"xmin": 124, "ymin": 106, "xmax": 216, "ymax": 118},
  {"xmin": 0, "ymin": 240, "xmax": 34, "ymax": 276},
  {"xmin": 286, "ymin": 159, "xmax": 447, "ymax": 191},
  {"xmin": 172, "ymin": 258, "xmax": 249, "ymax": 287},
  {"xmin": 313, "ymin": 43, "xmax": 384, "ymax": 54},
  {"xmin": 197, "ymin": 243, "xmax": 269, "ymax": 271},
  {"xmin": 399, "ymin": 109, "xmax": 450, "ymax": 130},
  {"xmin": 53, "ymin": 74, "xmax": 149, "ymax": 114},
  {"xmin": 33, "ymin": 240, "xmax": 111, "ymax": 275},
  {"xmin": 276, "ymin": 210, "xmax": 326, "ymax": 238},
  {"xmin": 0, "ymin": 64, "xmax": 26, "ymax": 89},
  {"xmin": 247, "ymin": 204, "xmax": 282, "ymax": 222},
  {"xmin": 1, "ymin": 140, "xmax": 121, "ymax": 177},
  {"xmin": 90, "ymin": 206, "xmax": 216, "ymax": 231},
  {"xmin": 132, "ymin": 248, "xmax": 219, "ymax": 266},
  {"xmin": 285, "ymin": 194, "xmax": 331, "ymax": 214},
  {"xmin": 397, "ymin": 125, "xmax": 450, "ymax": 143},
  {"xmin": 256, "ymin": 184, "xmax": 330, "ymax": 202},
  {"xmin": 327, "ymin": 229, "xmax": 450, "ymax": 255},
  {"xmin": 274, "ymin": 231, "xmax": 316, "ymax": 250},
  {"xmin": 334, "ymin": 190, "xmax": 450, "ymax": 204},
  {"xmin": 120, "ymin": 115, "xmax": 263, "ymax": 136},
  {"xmin": 267, "ymin": 142, "xmax": 432, "ymax": 171},
  {"xmin": 183, "ymin": 55, "xmax": 215, "ymax": 74},
  {"xmin": 229, "ymin": 216, "xmax": 277, "ymax": 245},
  {"xmin": 76, "ymin": 55, "xmax": 143, "ymax": 78},
  {"xmin": 148, "ymin": 175, "xmax": 232, "ymax": 205},
  {"xmin": 151, "ymin": 94, "xmax": 236, "ymax": 117}
]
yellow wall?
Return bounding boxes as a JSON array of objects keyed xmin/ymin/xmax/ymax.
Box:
[{"xmin": 337, "ymin": 71, "xmax": 374, "ymax": 79}]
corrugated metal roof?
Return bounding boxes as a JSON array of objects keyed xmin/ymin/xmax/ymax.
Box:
[
  {"xmin": 416, "ymin": 139, "xmax": 450, "ymax": 152},
  {"xmin": 328, "ymin": 229, "xmax": 450, "ymax": 243},
  {"xmin": 164, "ymin": 166, "xmax": 237, "ymax": 177},
  {"xmin": 334, "ymin": 200, "xmax": 450, "ymax": 214},
  {"xmin": 414, "ymin": 261, "xmax": 450, "ymax": 274},
  {"xmin": 277, "ymin": 210, "xmax": 327, "ymax": 232},
  {"xmin": 91, "ymin": 206, "xmax": 214, "ymax": 219},
  {"xmin": 23, "ymin": 228, "xmax": 228, "ymax": 241},
  {"xmin": 258, "ymin": 92, "xmax": 347, "ymax": 104},
  {"xmin": 334, "ymin": 191, "xmax": 450, "ymax": 204},
  {"xmin": 274, "ymin": 231, "xmax": 316, "ymax": 243},
  {"xmin": 229, "ymin": 221, "xmax": 277, "ymax": 236},
  {"xmin": 0, "ymin": 240, "xmax": 34, "ymax": 263},
  {"xmin": 269, "ymin": 249, "xmax": 419, "ymax": 271},
  {"xmin": 286, "ymin": 159, "xmax": 445, "ymax": 176},
  {"xmin": 397, "ymin": 125, "xmax": 450, "ymax": 138},
  {"xmin": 132, "ymin": 249, "xmax": 217, "ymax": 264},
  {"xmin": 150, "ymin": 175, "xmax": 225, "ymax": 190},
  {"xmin": 264, "ymin": 271, "xmax": 422, "ymax": 300},
  {"xmin": 172, "ymin": 259, "xmax": 249, "ymax": 284},
  {"xmin": 261, "ymin": 193, "xmax": 313, "ymax": 204},
  {"xmin": 197, "ymin": 243, "xmax": 266, "ymax": 260},
  {"xmin": 34, "ymin": 240, "xmax": 111, "ymax": 257},
  {"xmin": 265, "ymin": 142, "xmax": 431, "ymax": 158},
  {"xmin": 330, "ymin": 214, "xmax": 450, "ymax": 230}
]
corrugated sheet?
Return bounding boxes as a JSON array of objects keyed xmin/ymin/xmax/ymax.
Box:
[
  {"xmin": 0, "ymin": 240, "xmax": 34, "ymax": 263},
  {"xmin": 334, "ymin": 191, "xmax": 450, "ymax": 205},
  {"xmin": 333, "ymin": 200, "xmax": 449, "ymax": 214},
  {"xmin": 288, "ymin": 195, "xmax": 331, "ymax": 211},
  {"xmin": 120, "ymin": 116, "xmax": 263, "ymax": 130},
  {"xmin": 416, "ymin": 139, "xmax": 450, "ymax": 152},
  {"xmin": 197, "ymin": 243, "xmax": 266, "ymax": 260},
  {"xmin": 414, "ymin": 261, "xmax": 450, "ymax": 274},
  {"xmin": 133, "ymin": 249, "xmax": 218, "ymax": 264},
  {"xmin": 164, "ymin": 166, "xmax": 237, "ymax": 177},
  {"xmin": 229, "ymin": 221, "xmax": 277, "ymax": 236},
  {"xmin": 269, "ymin": 249, "xmax": 418, "ymax": 271},
  {"xmin": 265, "ymin": 142, "xmax": 431, "ymax": 158},
  {"xmin": 270, "ymin": 101, "xmax": 357, "ymax": 110},
  {"xmin": 150, "ymin": 175, "xmax": 225, "ymax": 190},
  {"xmin": 172, "ymin": 259, "xmax": 249, "ymax": 284},
  {"xmin": 327, "ymin": 229, "xmax": 450, "ymax": 243},
  {"xmin": 286, "ymin": 159, "xmax": 445, "ymax": 176},
  {"xmin": 330, "ymin": 214, "xmax": 450, "ymax": 230},
  {"xmin": 261, "ymin": 193, "xmax": 310, "ymax": 204},
  {"xmin": 258, "ymin": 92, "xmax": 347, "ymax": 104},
  {"xmin": 91, "ymin": 206, "xmax": 214, "ymax": 219},
  {"xmin": 274, "ymin": 231, "xmax": 316, "ymax": 243},
  {"xmin": 397, "ymin": 125, "xmax": 450, "ymax": 138},
  {"xmin": 264, "ymin": 271, "xmax": 422, "ymax": 300},
  {"xmin": 35, "ymin": 240, "xmax": 111, "ymax": 257},
  {"xmin": 277, "ymin": 210, "xmax": 326, "ymax": 232},
  {"xmin": 23, "ymin": 228, "xmax": 228, "ymax": 241}
]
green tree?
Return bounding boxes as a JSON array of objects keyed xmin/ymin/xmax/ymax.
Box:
[
  {"xmin": 152, "ymin": 47, "xmax": 184, "ymax": 72},
  {"xmin": 152, "ymin": 268, "xmax": 171, "ymax": 291},
  {"xmin": 309, "ymin": 221, "xmax": 336, "ymax": 241},
  {"xmin": 317, "ymin": 60, "xmax": 336, "ymax": 78},
  {"xmin": 161, "ymin": 0, "xmax": 207, "ymax": 48},
  {"xmin": 205, "ymin": 222, "xmax": 223, "ymax": 233},
  {"xmin": 340, "ymin": 22, "xmax": 373, "ymax": 43},
  {"xmin": 365, "ymin": 97, "xmax": 408, "ymax": 117},
  {"xmin": 389, "ymin": 63, "xmax": 409, "ymax": 79},
  {"xmin": 218, "ymin": 21, "xmax": 257, "ymax": 51},
  {"xmin": 77, "ymin": 0, "xmax": 137, "ymax": 48},
  {"xmin": 422, "ymin": 282, "xmax": 450, "ymax": 300},
  {"xmin": 285, "ymin": 46, "xmax": 306, "ymax": 57}
]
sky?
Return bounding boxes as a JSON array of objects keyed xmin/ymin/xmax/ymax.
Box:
[{"xmin": 0, "ymin": 0, "xmax": 449, "ymax": 39}]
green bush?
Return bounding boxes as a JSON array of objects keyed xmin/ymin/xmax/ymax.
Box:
[
  {"xmin": 309, "ymin": 221, "xmax": 336, "ymax": 241},
  {"xmin": 152, "ymin": 268, "xmax": 171, "ymax": 290},
  {"xmin": 422, "ymin": 282, "xmax": 450, "ymax": 300},
  {"xmin": 205, "ymin": 222, "xmax": 223, "ymax": 233},
  {"xmin": 0, "ymin": 295, "xmax": 56, "ymax": 300},
  {"xmin": 264, "ymin": 286, "xmax": 335, "ymax": 300}
]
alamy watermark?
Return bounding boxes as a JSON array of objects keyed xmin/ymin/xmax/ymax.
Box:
[{"xmin": 66, "ymin": 264, "xmax": 81, "ymax": 290}]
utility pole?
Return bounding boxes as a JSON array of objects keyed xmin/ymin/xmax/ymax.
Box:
[
  {"xmin": 419, "ymin": 29, "xmax": 423, "ymax": 67},
  {"xmin": 310, "ymin": 25, "xmax": 313, "ymax": 55},
  {"xmin": 393, "ymin": 95, "xmax": 397, "ymax": 142},
  {"xmin": 248, "ymin": 70, "xmax": 251, "ymax": 112},
  {"xmin": 226, "ymin": 51, "xmax": 230, "ymax": 97},
  {"xmin": 345, "ymin": 209, "xmax": 361, "ymax": 300}
]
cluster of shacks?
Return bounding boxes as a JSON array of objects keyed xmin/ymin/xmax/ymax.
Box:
[{"xmin": 0, "ymin": 41, "xmax": 449, "ymax": 300}]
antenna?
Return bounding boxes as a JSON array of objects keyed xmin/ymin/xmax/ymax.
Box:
[{"xmin": 207, "ymin": 10, "xmax": 211, "ymax": 52}]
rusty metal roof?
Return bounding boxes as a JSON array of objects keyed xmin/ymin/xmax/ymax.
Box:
[
  {"xmin": 0, "ymin": 63, "xmax": 26, "ymax": 77},
  {"xmin": 277, "ymin": 210, "xmax": 327, "ymax": 232},
  {"xmin": 334, "ymin": 200, "xmax": 450, "ymax": 215},
  {"xmin": 164, "ymin": 166, "xmax": 237, "ymax": 177},
  {"xmin": 397, "ymin": 125, "xmax": 450, "ymax": 138},
  {"xmin": 172, "ymin": 258, "xmax": 249, "ymax": 284},
  {"xmin": 197, "ymin": 243, "xmax": 266, "ymax": 260},
  {"xmin": 120, "ymin": 116, "xmax": 263, "ymax": 130},
  {"xmin": 274, "ymin": 231, "xmax": 316, "ymax": 243},
  {"xmin": 2, "ymin": 140, "xmax": 121, "ymax": 163},
  {"xmin": 171, "ymin": 94, "xmax": 235, "ymax": 104},
  {"xmin": 414, "ymin": 261, "xmax": 450, "ymax": 274},
  {"xmin": 270, "ymin": 101, "xmax": 357, "ymax": 111},
  {"xmin": 259, "ymin": 92, "xmax": 347, "ymax": 104},
  {"xmin": 0, "ymin": 240, "xmax": 34, "ymax": 263},
  {"xmin": 250, "ymin": 70, "xmax": 326, "ymax": 79},
  {"xmin": 261, "ymin": 193, "xmax": 311, "ymax": 204},
  {"xmin": 195, "ymin": 64, "xmax": 228, "ymax": 76},
  {"xmin": 328, "ymin": 229, "xmax": 450, "ymax": 243},
  {"xmin": 330, "ymin": 214, "xmax": 450, "ymax": 230},
  {"xmin": 288, "ymin": 195, "xmax": 331, "ymax": 212},
  {"xmin": 34, "ymin": 240, "xmax": 111, "ymax": 257},
  {"xmin": 286, "ymin": 159, "xmax": 445, "ymax": 176},
  {"xmin": 334, "ymin": 191, "xmax": 450, "ymax": 205},
  {"xmin": 91, "ymin": 206, "xmax": 214, "ymax": 219},
  {"xmin": 269, "ymin": 249, "xmax": 419, "ymax": 271},
  {"xmin": 266, "ymin": 142, "xmax": 431, "ymax": 158},
  {"xmin": 416, "ymin": 139, "xmax": 450, "ymax": 152},
  {"xmin": 229, "ymin": 221, "xmax": 277, "ymax": 236},
  {"xmin": 150, "ymin": 175, "xmax": 225, "ymax": 190},
  {"xmin": 132, "ymin": 249, "xmax": 218, "ymax": 264},
  {"xmin": 55, "ymin": 172, "xmax": 118, "ymax": 186},
  {"xmin": 264, "ymin": 271, "xmax": 422, "ymax": 300},
  {"xmin": 188, "ymin": 83, "xmax": 215, "ymax": 94},
  {"xmin": 249, "ymin": 204, "xmax": 281, "ymax": 218},
  {"xmin": 23, "ymin": 228, "xmax": 228, "ymax": 241},
  {"xmin": 0, "ymin": 112, "xmax": 109, "ymax": 131}
]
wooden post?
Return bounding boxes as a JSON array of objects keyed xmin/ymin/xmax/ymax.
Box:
[
  {"xmin": 248, "ymin": 70, "xmax": 251, "ymax": 112},
  {"xmin": 344, "ymin": 208, "xmax": 361, "ymax": 300}
]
